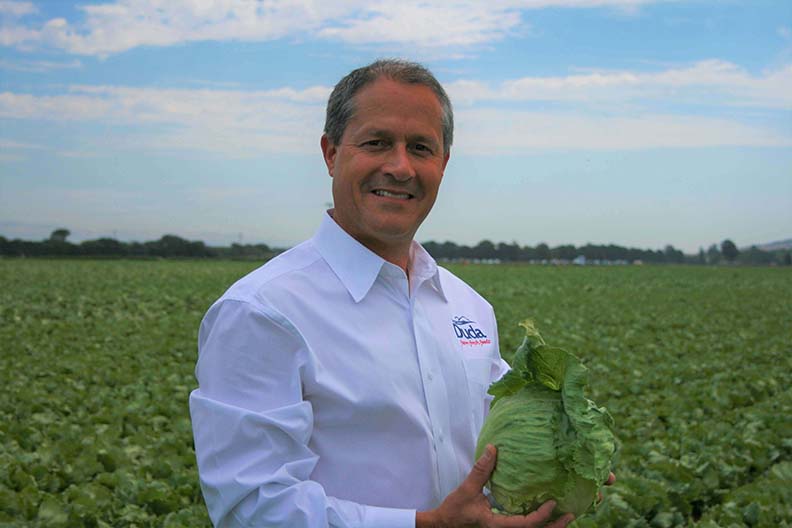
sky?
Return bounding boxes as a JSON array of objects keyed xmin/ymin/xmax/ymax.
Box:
[{"xmin": 0, "ymin": 0, "xmax": 790, "ymax": 253}]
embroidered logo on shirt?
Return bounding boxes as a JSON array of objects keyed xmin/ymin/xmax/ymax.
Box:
[{"xmin": 452, "ymin": 316, "xmax": 491, "ymax": 346}]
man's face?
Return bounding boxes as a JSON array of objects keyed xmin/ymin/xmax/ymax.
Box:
[{"xmin": 321, "ymin": 78, "xmax": 450, "ymax": 254}]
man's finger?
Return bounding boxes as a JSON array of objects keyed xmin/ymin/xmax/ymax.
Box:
[
  {"xmin": 521, "ymin": 500, "xmax": 557, "ymax": 525},
  {"xmin": 492, "ymin": 501, "xmax": 566, "ymax": 528},
  {"xmin": 462, "ymin": 443, "xmax": 496, "ymax": 491},
  {"xmin": 545, "ymin": 513, "xmax": 575, "ymax": 528}
]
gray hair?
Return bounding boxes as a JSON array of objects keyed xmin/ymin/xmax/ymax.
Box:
[{"xmin": 324, "ymin": 59, "xmax": 454, "ymax": 156}]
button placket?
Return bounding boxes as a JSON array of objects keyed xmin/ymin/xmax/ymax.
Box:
[{"xmin": 412, "ymin": 296, "xmax": 459, "ymax": 500}]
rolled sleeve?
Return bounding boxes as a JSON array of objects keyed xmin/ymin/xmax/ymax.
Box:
[{"xmin": 189, "ymin": 299, "xmax": 415, "ymax": 528}]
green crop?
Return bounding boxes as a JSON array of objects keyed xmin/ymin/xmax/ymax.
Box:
[{"xmin": 1, "ymin": 260, "xmax": 790, "ymax": 526}]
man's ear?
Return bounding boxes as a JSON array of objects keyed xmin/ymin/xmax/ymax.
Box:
[{"xmin": 320, "ymin": 134, "xmax": 337, "ymax": 178}]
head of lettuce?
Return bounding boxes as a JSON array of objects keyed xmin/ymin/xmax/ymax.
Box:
[{"xmin": 475, "ymin": 320, "xmax": 617, "ymax": 518}]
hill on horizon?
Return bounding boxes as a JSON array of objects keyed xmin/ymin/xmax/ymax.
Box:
[{"xmin": 746, "ymin": 238, "xmax": 792, "ymax": 252}]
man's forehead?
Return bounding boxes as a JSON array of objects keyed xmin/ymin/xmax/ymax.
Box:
[
  {"xmin": 352, "ymin": 77, "xmax": 435, "ymax": 105},
  {"xmin": 349, "ymin": 79, "xmax": 441, "ymax": 118}
]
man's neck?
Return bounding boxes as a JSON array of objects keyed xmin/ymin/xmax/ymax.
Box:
[{"xmin": 327, "ymin": 209, "xmax": 413, "ymax": 274}]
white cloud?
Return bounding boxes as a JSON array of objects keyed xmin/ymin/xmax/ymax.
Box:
[
  {"xmin": 0, "ymin": 58, "xmax": 82, "ymax": 72},
  {"xmin": 454, "ymin": 108, "xmax": 792, "ymax": 152},
  {"xmin": 0, "ymin": 0, "xmax": 674, "ymax": 56},
  {"xmin": 57, "ymin": 150, "xmax": 101, "ymax": 158},
  {"xmin": 0, "ymin": 0, "xmax": 326, "ymax": 56},
  {"xmin": 0, "ymin": 137, "xmax": 45, "ymax": 162},
  {"xmin": 317, "ymin": 2, "xmax": 522, "ymax": 48},
  {"xmin": 0, "ymin": 1, "xmax": 36, "ymax": 18},
  {"xmin": 447, "ymin": 61, "xmax": 792, "ymax": 109},
  {"xmin": 0, "ymin": 84, "xmax": 331, "ymax": 157},
  {"xmin": 0, "ymin": 84, "xmax": 331, "ymax": 122},
  {"xmin": 0, "ymin": 0, "xmax": 358, "ymax": 56},
  {"xmin": 0, "ymin": 137, "xmax": 45, "ymax": 149},
  {"xmin": 513, "ymin": 0, "xmax": 665, "ymax": 5}
]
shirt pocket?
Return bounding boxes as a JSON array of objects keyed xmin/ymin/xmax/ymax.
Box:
[{"xmin": 461, "ymin": 356, "xmax": 496, "ymax": 434}]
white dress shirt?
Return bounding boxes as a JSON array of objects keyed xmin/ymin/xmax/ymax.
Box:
[{"xmin": 189, "ymin": 212, "xmax": 510, "ymax": 527}]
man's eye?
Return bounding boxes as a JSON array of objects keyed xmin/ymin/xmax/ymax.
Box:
[
  {"xmin": 362, "ymin": 139, "xmax": 386, "ymax": 148},
  {"xmin": 412, "ymin": 143, "xmax": 433, "ymax": 155}
]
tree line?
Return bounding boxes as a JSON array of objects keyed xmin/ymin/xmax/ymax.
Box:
[
  {"xmin": 1, "ymin": 228, "xmax": 790, "ymax": 266},
  {"xmin": 0, "ymin": 229, "xmax": 275, "ymax": 260},
  {"xmin": 422, "ymin": 239, "xmax": 791, "ymax": 266}
]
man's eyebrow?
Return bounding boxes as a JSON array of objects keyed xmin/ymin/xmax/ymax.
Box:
[{"xmin": 410, "ymin": 134, "xmax": 440, "ymax": 149}]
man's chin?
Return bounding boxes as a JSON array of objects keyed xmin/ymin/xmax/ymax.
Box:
[{"xmin": 360, "ymin": 222, "xmax": 417, "ymax": 247}]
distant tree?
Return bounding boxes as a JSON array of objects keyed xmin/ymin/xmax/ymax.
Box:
[
  {"xmin": 421, "ymin": 241, "xmax": 439, "ymax": 258},
  {"xmin": 535, "ymin": 243, "xmax": 551, "ymax": 261},
  {"xmin": 580, "ymin": 244, "xmax": 608, "ymax": 261},
  {"xmin": 474, "ymin": 240, "xmax": 497, "ymax": 260},
  {"xmin": 552, "ymin": 244, "xmax": 577, "ymax": 261},
  {"xmin": 604, "ymin": 244, "xmax": 627, "ymax": 261},
  {"xmin": 81, "ymin": 238, "xmax": 126, "ymax": 256},
  {"xmin": 230, "ymin": 243, "xmax": 246, "ymax": 257},
  {"xmin": 496, "ymin": 242, "xmax": 521, "ymax": 262},
  {"xmin": 145, "ymin": 234, "xmax": 212, "ymax": 257},
  {"xmin": 451, "ymin": 244, "xmax": 467, "ymax": 259},
  {"xmin": 784, "ymin": 252, "xmax": 792, "ymax": 266},
  {"xmin": 228, "ymin": 243, "xmax": 271, "ymax": 259},
  {"xmin": 706, "ymin": 244, "xmax": 721, "ymax": 264},
  {"xmin": 664, "ymin": 245, "xmax": 685, "ymax": 264},
  {"xmin": 127, "ymin": 242, "xmax": 147, "ymax": 257},
  {"xmin": 519, "ymin": 245, "xmax": 536, "ymax": 261},
  {"xmin": 49, "ymin": 228, "xmax": 70, "ymax": 243},
  {"xmin": 697, "ymin": 247, "xmax": 706, "ymax": 264},
  {"xmin": 440, "ymin": 241, "xmax": 460, "ymax": 259},
  {"xmin": 721, "ymin": 239, "xmax": 739, "ymax": 262},
  {"xmin": 738, "ymin": 246, "xmax": 774, "ymax": 265}
]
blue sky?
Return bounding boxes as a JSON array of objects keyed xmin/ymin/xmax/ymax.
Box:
[{"xmin": 1, "ymin": 0, "xmax": 790, "ymax": 252}]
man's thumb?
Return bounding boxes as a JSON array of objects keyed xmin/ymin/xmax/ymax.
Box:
[{"xmin": 467, "ymin": 444, "xmax": 496, "ymax": 489}]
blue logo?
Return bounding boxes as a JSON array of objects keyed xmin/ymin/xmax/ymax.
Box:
[{"xmin": 452, "ymin": 316, "xmax": 488, "ymax": 340}]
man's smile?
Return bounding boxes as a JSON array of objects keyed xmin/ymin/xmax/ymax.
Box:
[{"xmin": 371, "ymin": 189, "xmax": 415, "ymax": 200}]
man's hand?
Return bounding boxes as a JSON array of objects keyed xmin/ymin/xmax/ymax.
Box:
[
  {"xmin": 415, "ymin": 444, "xmax": 575, "ymax": 528},
  {"xmin": 598, "ymin": 472, "xmax": 616, "ymax": 504}
]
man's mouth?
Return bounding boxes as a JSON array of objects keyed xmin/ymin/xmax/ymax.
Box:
[{"xmin": 371, "ymin": 189, "xmax": 414, "ymax": 200}]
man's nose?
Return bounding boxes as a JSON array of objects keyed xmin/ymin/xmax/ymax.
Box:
[{"xmin": 383, "ymin": 144, "xmax": 416, "ymax": 181}]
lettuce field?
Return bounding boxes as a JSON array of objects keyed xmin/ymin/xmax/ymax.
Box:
[{"xmin": 1, "ymin": 259, "xmax": 790, "ymax": 527}]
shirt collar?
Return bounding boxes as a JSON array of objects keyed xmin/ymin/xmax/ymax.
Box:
[
  {"xmin": 312, "ymin": 212, "xmax": 385, "ymax": 303},
  {"xmin": 409, "ymin": 238, "xmax": 448, "ymax": 303},
  {"xmin": 311, "ymin": 211, "xmax": 447, "ymax": 304}
]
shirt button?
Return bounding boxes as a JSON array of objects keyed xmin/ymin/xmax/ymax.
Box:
[{"xmin": 427, "ymin": 372, "xmax": 433, "ymax": 381}]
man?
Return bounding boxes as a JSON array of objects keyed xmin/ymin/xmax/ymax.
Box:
[{"xmin": 190, "ymin": 60, "xmax": 584, "ymax": 527}]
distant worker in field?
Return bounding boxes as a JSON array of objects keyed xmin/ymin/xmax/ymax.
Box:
[{"xmin": 189, "ymin": 59, "xmax": 582, "ymax": 528}]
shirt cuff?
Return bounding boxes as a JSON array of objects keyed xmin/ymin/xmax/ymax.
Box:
[{"xmin": 363, "ymin": 506, "xmax": 416, "ymax": 528}]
